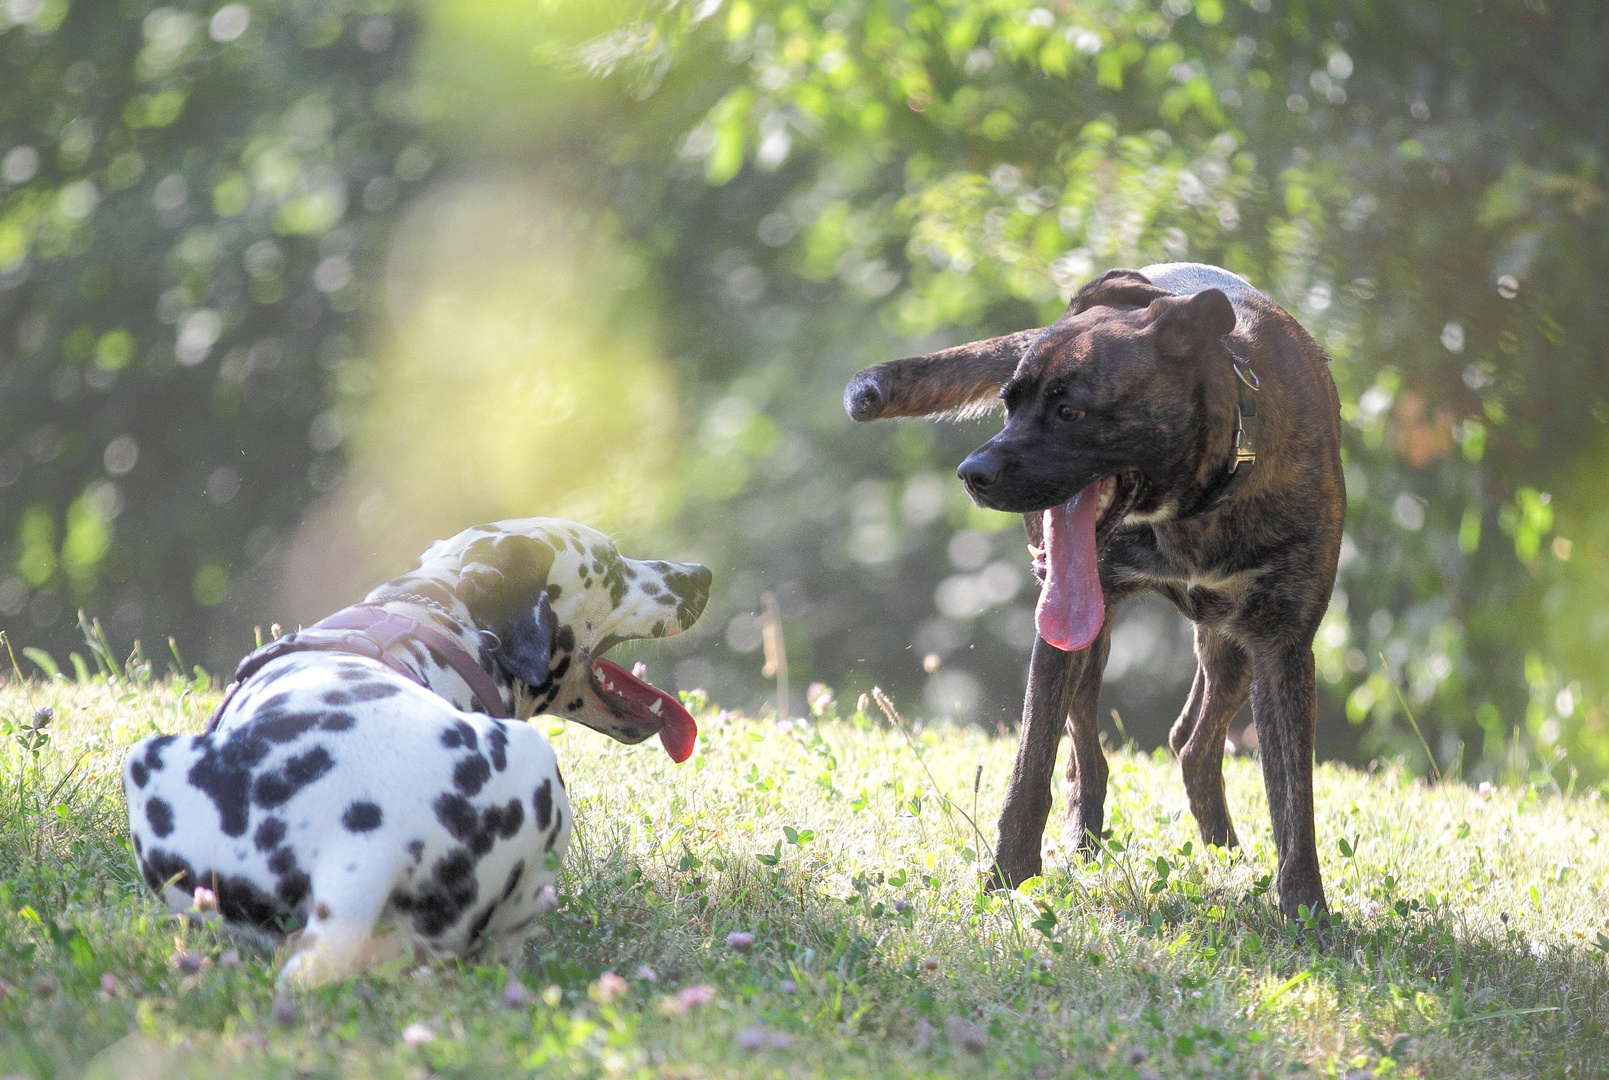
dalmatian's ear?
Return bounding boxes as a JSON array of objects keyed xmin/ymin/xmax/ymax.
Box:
[
  {"xmin": 492, "ymin": 591, "xmax": 559, "ymax": 688},
  {"xmin": 458, "ymin": 534, "xmax": 556, "ymax": 629}
]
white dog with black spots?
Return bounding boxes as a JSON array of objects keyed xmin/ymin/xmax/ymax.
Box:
[{"xmin": 122, "ymin": 518, "xmax": 710, "ymax": 986}]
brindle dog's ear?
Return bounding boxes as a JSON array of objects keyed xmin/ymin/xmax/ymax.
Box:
[
  {"xmin": 493, "ymin": 591, "xmax": 559, "ymax": 688},
  {"xmin": 457, "ymin": 534, "xmax": 556, "ymax": 629},
  {"xmin": 1147, "ymin": 288, "xmax": 1237, "ymax": 358},
  {"xmin": 1068, "ymin": 268, "xmax": 1171, "ymax": 315},
  {"xmin": 845, "ymin": 327, "xmax": 1044, "ymax": 422}
]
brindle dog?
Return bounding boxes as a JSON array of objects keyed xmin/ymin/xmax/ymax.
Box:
[{"xmin": 844, "ymin": 263, "xmax": 1343, "ymax": 918}]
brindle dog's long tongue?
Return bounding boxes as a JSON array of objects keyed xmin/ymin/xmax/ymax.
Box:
[{"xmin": 1036, "ymin": 480, "xmax": 1105, "ymax": 652}]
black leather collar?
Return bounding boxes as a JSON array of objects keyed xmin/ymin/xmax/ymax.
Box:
[{"xmin": 1176, "ymin": 345, "xmax": 1260, "ymax": 520}]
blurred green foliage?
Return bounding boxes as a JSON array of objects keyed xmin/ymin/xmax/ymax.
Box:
[
  {"xmin": 2, "ymin": 0, "xmax": 1608, "ymax": 785},
  {"xmin": 0, "ymin": 0, "xmax": 420, "ymax": 638}
]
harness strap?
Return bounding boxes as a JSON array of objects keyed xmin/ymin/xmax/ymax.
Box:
[{"xmin": 203, "ymin": 604, "xmax": 511, "ymax": 734}]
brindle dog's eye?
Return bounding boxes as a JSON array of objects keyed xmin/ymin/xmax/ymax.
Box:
[{"xmin": 1057, "ymin": 404, "xmax": 1085, "ymax": 422}]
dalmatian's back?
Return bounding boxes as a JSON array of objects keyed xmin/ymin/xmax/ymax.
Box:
[{"xmin": 123, "ymin": 653, "xmax": 573, "ymax": 977}]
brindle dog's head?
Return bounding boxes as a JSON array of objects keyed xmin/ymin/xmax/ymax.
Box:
[{"xmin": 956, "ymin": 270, "xmax": 1238, "ymax": 521}]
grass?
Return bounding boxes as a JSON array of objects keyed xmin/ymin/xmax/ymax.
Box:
[{"xmin": 0, "ymin": 662, "xmax": 1607, "ymax": 1079}]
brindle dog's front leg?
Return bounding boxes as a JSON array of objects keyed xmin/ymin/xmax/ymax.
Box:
[
  {"xmin": 991, "ymin": 635, "xmax": 1081, "ymax": 888},
  {"xmin": 993, "ymin": 604, "xmax": 1121, "ymax": 888},
  {"xmin": 1170, "ymin": 625, "xmax": 1250, "ymax": 849},
  {"xmin": 1248, "ymin": 639, "xmax": 1327, "ymax": 918}
]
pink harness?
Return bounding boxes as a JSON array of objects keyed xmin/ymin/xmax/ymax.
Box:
[{"xmin": 203, "ymin": 604, "xmax": 511, "ymax": 733}]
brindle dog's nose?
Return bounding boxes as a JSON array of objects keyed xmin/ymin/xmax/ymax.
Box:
[{"xmin": 957, "ymin": 451, "xmax": 999, "ymax": 497}]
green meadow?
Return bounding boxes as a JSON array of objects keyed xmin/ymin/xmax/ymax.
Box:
[{"xmin": 0, "ymin": 670, "xmax": 1605, "ymax": 1079}]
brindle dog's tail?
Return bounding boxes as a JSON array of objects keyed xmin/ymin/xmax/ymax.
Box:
[{"xmin": 843, "ymin": 328, "xmax": 1044, "ymax": 422}]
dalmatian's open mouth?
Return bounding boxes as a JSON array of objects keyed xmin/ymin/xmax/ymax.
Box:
[{"xmin": 587, "ymin": 657, "xmax": 699, "ymax": 762}]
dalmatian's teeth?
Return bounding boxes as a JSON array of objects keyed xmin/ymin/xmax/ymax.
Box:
[{"xmin": 649, "ymin": 699, "xmax": 663, "ymax": 716}]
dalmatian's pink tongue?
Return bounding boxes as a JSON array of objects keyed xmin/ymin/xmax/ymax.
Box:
[
  {"xmin": 1036, "ymin": 480, "xmax": 1106, "ymax": 652},
  {"xmin": 591, "ymin": 658, "xmax": 699, "ymax": 762}
]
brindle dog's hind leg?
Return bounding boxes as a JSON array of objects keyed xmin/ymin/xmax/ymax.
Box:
[
  {"xmin": 1062, "ymin": 617, "xmax": 1116, "ymax": 853},
  {"xmin": 1170, "ymin": 625, "xmax": 1250, "ymax": 849},
  {"xmin": 1248, "ymin": 639, "xmax": 1327, "ymax": 919}
]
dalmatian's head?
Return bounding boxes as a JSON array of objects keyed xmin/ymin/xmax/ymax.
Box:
[{"xmin": 368, "ymin": 519, "xmax": 711, "ymax": 760}]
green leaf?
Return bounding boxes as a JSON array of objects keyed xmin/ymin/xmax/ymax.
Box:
[{"xmin": 66, "ymin": 930, "xmax": 96, "ymax": 973}]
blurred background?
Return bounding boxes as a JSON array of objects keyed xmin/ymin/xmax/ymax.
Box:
[{"xmin": 1, "ymin": 0, "xmax": 1606, "ymax": 786}]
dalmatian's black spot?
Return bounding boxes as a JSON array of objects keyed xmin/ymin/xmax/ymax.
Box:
[
  {"xmin": 188, "ymin": 706, "xmax": 349, "ymax": 835},
  {"xmin": 545, "ymin": 583, "xmax": 562, "ymax": 601},
  {"xmin": 322, "ymin": 690, "xmax": 352, "ymax": 706},
  {"xmin": 143, "ymin": 734, "xmax": 177, "ymax": 772},
  {"xmin": 256, "ymin": 691, "xmax": 294, "ymax": 714},
  {"xmin": 487, "ymin": 798, "xmax": 523, "ymax": 841},
  {"xmin": 440, "ymin": 720, "xmax": 477, "ymax": 751},
  {"xmin": 433, "ymin": 792, "xmax": 522, "ymax": 857},
  {"xmin": 275, "ymin": 866, "xmax": 311, "ymax": 907},
  {"xmin": 255, "ymin": 816, "xmax": 287, "ymax": 851},
  {"xmin": 533, "ymin": 779, "xmax": 553, "ymax": 830},
  {"xmin": 264, "ymin": 843, "xmax": 311, "ymax": 907},
  {"xmin": 254, "ymin": 710, "xmax": 326, "ymax": 745},
  {"xmin": 437, "ymin": 851, "xmax": 474, "ymax": 887},
  {"xmin": 132, "ymin": 832, "xmax": 143, "ymax": 855},
  {"xmin": 247, "ymin": 663, "xmax": 300, "ymax": 691},
  {"xmin": 342, "ymin": 801, "xmax": 383, "ymax": 833},
  {"xmin": 252, "ymin": 745, "xmax": 335, "ymax": 809},
  {"xmin": 337, "ymin": 667, "xmax": 372, "ymax": 683},
  {"xmin": 349, "ymin": 682, "xmax": 400, "ymax": 702},
  {"xmin": 406, "ymin": 839, "xmax": 424, "ymax": 864},
  {"xmin": 188, "ymin": 738, "xmax": 272, "ymax": 837},
  {"xmin": 486, "ymin": 724, "xmax": 508, "ymax": 772},
  {"xmin": 434, "ymin": 793, "xmax": 479, "ymax": 845},
  {"xmin": 453, "ymin": 754, "xmax": 492, "ymax": 796},
  {"xmin": 392, "ymin": 847, "xmax": 480, "ymax": 937},
  {"xmin": 267, "ymin": 846, "xmax": 297, "ymax": 876},
  {"xmin": 663, "ymin": 567, "xmax": 712, "ymax": 629},
  {"xmin": 130, "ymin": 760, "xmax": 149, "ymax": 788},
  {"xmin": 652, "ymin": 620, "xmax": 667, "ymax": 637},
  {"xmin": 501, "ymin": 860, "xmax": 525, "ymax": 900},
  {"xmin": 553, "ymin": 625, "xmax": 575, "ymax": 653},
  {"xmin": 544, "ymin": 809, "xmax": 564, "ymax": 852},
  {"xmin": 141, "ymin": 847, "xmax": 195, "ymax": 893},
  {"xmin": 466, "ymin": 900, "xmax": 500, "ymax": 944},
  {"xmin": 146, "ymin": 797, "xmax": 175, "ymax": 838},
  {"xmin": 566, "ymin": 697, "xmax": 584, "ymax": 711},
  {"xmin": 216, "ymin": 875, "xmax": 283, "ymax": 927},
  {"xmin": 319, "ymin": 712, "xmax": 356, "ymax": 732}
]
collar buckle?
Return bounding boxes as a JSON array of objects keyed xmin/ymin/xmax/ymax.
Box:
[{"xmin": 1229, "ymin": 355, "xmax": 1259, "ymax": 473}]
